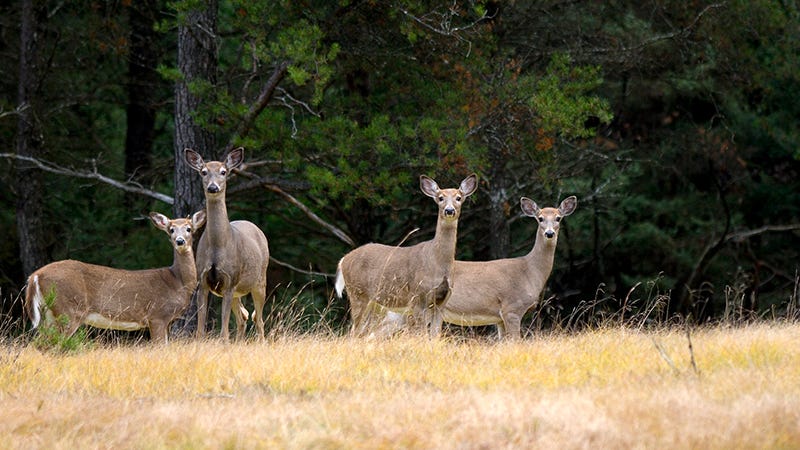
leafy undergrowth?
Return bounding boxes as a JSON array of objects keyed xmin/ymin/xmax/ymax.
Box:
[{"xmin": 0, "ymin": 323, "xmax": 798, "ymax": 449}]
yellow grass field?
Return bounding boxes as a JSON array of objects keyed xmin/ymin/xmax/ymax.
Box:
[{"xmin": 1, "ymin": 323, "xmax": 799, "ymax": 449}]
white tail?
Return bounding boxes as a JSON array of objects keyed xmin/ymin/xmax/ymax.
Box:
[
  {"xmin": 185, "ymin": 147, "xmax": 270, "ymax": 341},
  {"xmin": 24, "ymin": 211, "xmax": 206, "ymax": 343},
  {"xmin": 430, "ymin": 196, "xmax": 577, "ymax": 339},
  {"xmin": 336, "ymin": 174, "xmax": 477, "ymax": 337},
  {"xmin": 29, "ymin": 275, "xmax": 42, "ymax": 328}
]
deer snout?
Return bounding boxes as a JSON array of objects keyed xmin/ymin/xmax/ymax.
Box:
[
  {"xmin": 544, "ymin": 230, "xmax": 556, "ymax": 239},
  {"xmin": 443, "ymin": 206, "xmax": 456, "ymax": 217},
  {"xmin": 207, "ymin": 183, "xmax": 220, "ymax": 194},
  {"xmin": 176, "ymin": 236, "xmax": 187, "ymax": 246}
]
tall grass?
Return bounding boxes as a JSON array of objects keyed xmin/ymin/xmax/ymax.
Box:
[
  {"xmin": 1, "ymin": 323, "xmax": 799, "ymax": 449},
  {"xmin": 1, "ymin": 274, "xmax": 799, "ymax": 448}
]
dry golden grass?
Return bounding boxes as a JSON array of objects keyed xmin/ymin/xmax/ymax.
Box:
[{"xmin": 1, "ymin": 323, "xmax": 799, "ymax": 449}]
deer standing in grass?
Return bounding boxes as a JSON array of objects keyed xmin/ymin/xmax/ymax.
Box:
[
  {"xmin": 25, "ymin": 211, "xmax": 206, "ymax": 343},
  {"xmin": 184, "ymin": 147, "xmax": 270, "ymax": 341},
  {"xmin": 428, "ymin": 196, "xmax": 577, "ymax": 339},
  {"xmin": 335, "ymin": 174, "xmax": 478, "ymax": 337}
]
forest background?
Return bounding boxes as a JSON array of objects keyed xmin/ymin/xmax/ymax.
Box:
[{"xmin": 1, "ymin": 0, "xmax": 799, "ymax": 337}]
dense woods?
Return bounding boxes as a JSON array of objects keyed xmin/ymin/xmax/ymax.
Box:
[{"xmin": 1, "ymin": 0, "xmax": 798, "ymax": 336}]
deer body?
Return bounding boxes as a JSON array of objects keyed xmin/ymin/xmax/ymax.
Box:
[
  {"xmin": 25, "ymin": 212, "xmax": 205, "ymax": 343},
  {"xmin": 335, "ymin": 174, "xmax": 477, "ymax": 336},
  {"xmin": 185, "ymin": 148, "xmax": 270, "ymax": 341},
  {"xmin": 431, "ymin": 196, "xmax": 577, "ymax": 339}
]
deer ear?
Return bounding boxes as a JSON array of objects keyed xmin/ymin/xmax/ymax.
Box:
[
  {"xmin": 149, "ymin": 212, "xmax": 170, "ymax": 231},
  {"xmin": 225, "ymin": 147, "xmax": 245, "ymax": 170},
  {"xmin": 519, "ymin": 197, "xmax": 540, "ymax": 217},
  {"xmin": 459, "ymin": 174, "xmax": 478, "ymax": 197},
  {"xmin": 192, "ymin": 210, "xmax": 207, "ymax": 230},
  {"xmin": 184, "ymin": 148, "xmax": 204, "ymax": 172},
  {"xmin": 559, "ymin": 196, "xmax": 577, "ymax": 216},
  {"xmin": 420, "ymin": 175, "xmax": 440, "ymax": 198}
]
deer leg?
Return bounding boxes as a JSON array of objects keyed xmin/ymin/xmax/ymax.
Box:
[
  {"xmin": 149, "ymin": 320, "xmax": 168, "ymax": 344},
  {"xmin": 220, "ymin": 290, "xmax": 235, "ymax": 341},
  {"xmin": 62, "ymin": 315, "xmax": 82, "ymax": 338},
  {"xmin": 196, "ymin": 286, "xmax": 210, "ymax": 339},
  {"xmin": 348, "ymin": 295, "xmax": 369, "ymax": 336},
  {"xmin": 232, "ymin": 296, "xmax": 247, "ymax": 341},
  {"xmin": 502, "ymin": 312, "xmax": 522, "ymax": 340},
  {"xmin": 428, "ymin": 307, "xmax": 444, "ymax": 338},
  {"xmin": 251, "ymin": 283, "xmax": 267, "ymax": 341}
]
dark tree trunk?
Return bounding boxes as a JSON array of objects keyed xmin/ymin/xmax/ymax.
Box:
[
  {"xmin": 171, "ymin": 1, "xmax": 218, "ymax": 336},
  {"xmin": 487, "ymin": 145, "xmax": 510, "ymax": 259},
  {"xmin": 15, "ymin": 0, "xmax": 48, "ymax": 278},
  {"xmin": 124, "ymin": 0, "xmax": 162, "ymax": 199}
]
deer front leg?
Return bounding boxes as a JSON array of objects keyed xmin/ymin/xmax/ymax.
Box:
[
  {"xmin": 220, "ymin": 289, "xmax": 235, "ymax": 341},
  {"xmin": 196, "ymin": 286, "xmax": 210, "ymax": 339}
]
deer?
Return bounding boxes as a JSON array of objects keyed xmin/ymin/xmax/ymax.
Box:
[
  {"xmin": 24, "ymin": 210, "xmax": 206, "ymax": 344},
  {"xmin": 184, "ymin": 147, "xmax": 270, "ymax": 341},
  {"xmin": 428, "ymin": 195, "xmax": 577, "ymax": 339},
  {"xmin": 334, "ymin": 174, "xmax": 478, "ymax": 337}
]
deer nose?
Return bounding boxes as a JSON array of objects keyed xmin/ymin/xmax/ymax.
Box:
[
  {"xmin": 544, "ymin": 230, "xmax": 555, "ymax": 239},
  {"xmin": 444, "ymin": 207, "xmax": 456, "ymax": 217},
  {"xmin": 176, "ymin": 237, "xmax": 186, "ymax": 246},
  {"xmin": 207, "ymin": 184, "xmax": 220, "ymax": 194}
]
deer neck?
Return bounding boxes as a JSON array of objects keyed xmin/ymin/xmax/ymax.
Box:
[
  {"xmin": 429, "ymin": 218, "xmax": 459, "ymax": 269},
  {"xmin": 525, "ymin": 231, "xmax": 557, "ymax": 277},
  {"xmin": 171, "ymin": 249, "xmax": 198, "ymax": 288},
  {"xmin": 204, "ymin": 195, "xmax": 234, "ymax": 246}
]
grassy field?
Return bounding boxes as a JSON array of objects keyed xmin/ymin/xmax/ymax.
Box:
[{"xmin": 1, "ymin": 323, "xmax": 798, "ymax": 449}]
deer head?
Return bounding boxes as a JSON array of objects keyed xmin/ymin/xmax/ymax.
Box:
[{"xmin": 184, "ymin": 147, "xmax": 244, "ymax": 197}]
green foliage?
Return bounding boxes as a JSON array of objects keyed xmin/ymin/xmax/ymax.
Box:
[
  {"xmin": 31, "ymin": 288, "xmax": 91, "ymax": 354},
  {"xmin": 531, "ymin": 53, "xmax": 613, "ymax": 138}
]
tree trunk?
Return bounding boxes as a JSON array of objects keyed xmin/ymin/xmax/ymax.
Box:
[
  {"xmin": 487, "ymin": 145, "xmax": 510, "ymax": 259},
  {"xmin": 171, "ymin": 1, "xmax": 218, "ymax": 336},
  {"xmin": 124, "ymin": 0, "xmax": 161, "ymax": 198},
  {"xmin": 15, "ymin": 0, "xmax": 48, "ymax": 277}
]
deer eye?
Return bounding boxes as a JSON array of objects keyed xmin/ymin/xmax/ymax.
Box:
[
  {"xmin": 169, "ymin": 227, "xmax": 175, "ymax": 234},
  {"xmin": 456, "ymin": 196, "xmax": 462, "ymax": 202},
  {"xmin": 186, "ymin": 227, "xmax": 192, "ymax": 233},
  {"xmin": 438, "ymin": 196, "xmax": 444, "ymax": 202},
  {"xmin": 537, "ymin": 217, "xmax": 544, "ymax": 223},
  {"xmin": 555, "ymin": 217, "xmax": 562, "ymax": 222},
  {"xmin": 220, "ymin": 169, "xmax": 227, "ymax": 176},
  {"xmin": 200, "ymin": 168, "xmax": 208, "ymax": 176}
]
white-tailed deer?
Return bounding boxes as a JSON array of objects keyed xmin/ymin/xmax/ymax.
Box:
[
  {"xmin": 430, "ymin": 196, "xmax": 577, "ymax": 339},
  {"xmin": 184, "ymin": 147, "xmax": 270, "ymax": 341},
  {"xmin": 335, "ymin": 174, "xmax": 478, "ymax": 337},
  {"xmin": 25, "ymin": 211, "xmax": 206, "ymax": 343}
]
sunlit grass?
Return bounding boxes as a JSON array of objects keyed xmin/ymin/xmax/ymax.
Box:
[{"xmin": 1, "ymin": 323, "xmax": 798, "ymax": 449}]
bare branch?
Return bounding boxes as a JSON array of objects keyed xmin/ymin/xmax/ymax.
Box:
[
  {"xmin": 0, "ymin": 153, "xmax": 173, "ymax": 204},
  {"xmin": 227, "ymin": 60, "xmax": 290, "ymax": 150},
  {"xmin": 270, "ymin": 256, "xmax": 334, "ymax": 278},
  {"xmin": 726, "ymin": 223, "xmax": 800, "ymax": 242},
  {"xmin": 265, "ymin": 184, "xmax": 356, "ymax": 247},
  {"xmin": 234, "ymin": 169, "xmax": 355, "ymax": 247}
]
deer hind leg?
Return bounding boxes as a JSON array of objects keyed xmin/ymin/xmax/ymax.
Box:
[
  {"xmin": 148, "ymin": 320, "xmax": 168, "ymax": 344},
  {"xmin": 500, "ymin": 311, "xmax": 522, "ymax": 340},
  {"xmin": 347, "ymin": 294, "xmax": 367, "ymax": 336},
  {"xmin": 250, "ymin": 282, "xmax": 267, "ymax": 341},
  {"xmin": 232, "ymin": 296, "xmax": 248, "ymax": 341}
]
